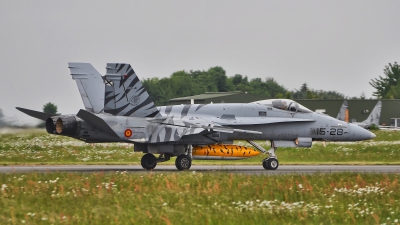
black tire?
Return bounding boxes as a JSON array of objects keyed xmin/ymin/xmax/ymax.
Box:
[
  {"xmin": 267, "ymin": 158, "xmax": 279, "ymax": 170},
  {"xmin": 262, "ymin": 160, "xmax": 270, "ymax": 170},
  {"xmin": 175, "ymin": 155, "xmax": 192, "ymax": 171},
  {"xmin": 141, "ymin": 153, "xmax": 157, "ymax": 170}
]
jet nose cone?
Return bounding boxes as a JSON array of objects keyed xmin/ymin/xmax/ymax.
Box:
[{"xmin": 349, "ymin": 124, "xmax": 376, "ymax": 141}]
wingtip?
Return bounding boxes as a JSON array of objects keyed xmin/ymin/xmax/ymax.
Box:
[{"xmin": 15, "ymin": 107, "xmax": 26, "ymax": 112}]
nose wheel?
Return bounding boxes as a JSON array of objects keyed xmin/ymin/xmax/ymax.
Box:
[{"xmin": 262, "ymin": 158, "xmax": 279, "ymax": 170}]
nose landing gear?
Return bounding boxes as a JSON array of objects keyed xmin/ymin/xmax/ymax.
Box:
[{"xmin": 247, "ymin": 140, "xmax": 279, "ymax": 170}]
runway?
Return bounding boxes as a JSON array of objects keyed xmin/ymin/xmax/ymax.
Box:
[{"xmin": 1, "ymin": 165, "xmax": 400, "ymax": 174}]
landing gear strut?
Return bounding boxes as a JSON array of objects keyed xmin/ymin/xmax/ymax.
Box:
[
  {"xmin": 262, "ymin": 144, "xmax": 279, "ymax": 170},
  {"xmin": 247, "ymin": 140, "xmax": 279, "ymax": 170}
]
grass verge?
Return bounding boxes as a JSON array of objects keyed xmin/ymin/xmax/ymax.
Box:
[
  {"xmin": 0, "ymin": 129, "xmax": 400, "ymax": 165},
  {"xmin": 0, "ymin": 172, "xmax": 399, "ymax": 224}
]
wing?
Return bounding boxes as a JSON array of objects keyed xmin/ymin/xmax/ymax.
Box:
[{"xmin": 146, "ymin": 116, "xmax": 263, "ymax": 143}]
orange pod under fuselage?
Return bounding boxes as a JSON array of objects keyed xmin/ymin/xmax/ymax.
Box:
[{"xmin": 192, "ymin": 144, "xmax": 260, "ymax": 160}]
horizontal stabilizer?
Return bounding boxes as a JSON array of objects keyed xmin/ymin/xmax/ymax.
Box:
[
  {"xmin": 16, "ymin": 107, "xmax": 55, "ymax": 121},
  {"xmin": 76, "ymin": 109, "xmax": 119, "ymax": 138}
]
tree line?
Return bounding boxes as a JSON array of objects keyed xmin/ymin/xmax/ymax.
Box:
[{"xmin": 142, "ymin": 66, "xmax": 346, "ymax": 106}]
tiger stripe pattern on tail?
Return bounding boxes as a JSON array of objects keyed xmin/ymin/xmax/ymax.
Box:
[{"xmin": 103, "ymin": 63, "xmax": 159, "ymax": 117}]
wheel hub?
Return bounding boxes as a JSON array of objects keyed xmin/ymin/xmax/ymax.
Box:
[
  {"xmin": 181, "ymin": 158, "xmax": 190, "ymax": 168},
  {"xmin": 270, "ymin": 160, "xmax": 278, "ymax": 168},
  {"xmin": 146, "ymin": 159, "xmax": 154, "ymax": 167}
]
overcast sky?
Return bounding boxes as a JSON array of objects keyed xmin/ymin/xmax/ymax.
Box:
[{"xmin": 1, "ymin": 0, "xmax": 399, "ymax": 125}]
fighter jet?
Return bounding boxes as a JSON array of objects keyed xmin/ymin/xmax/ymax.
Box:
[
  {"xmin": 336, "ymin": 100, "xmax": 348, "ymax": 122},
  {"xmin": 352, "ymin": 101, "xmax": 382, "ymax": 129},
  {"xmin": 16, "ymin": 63, "xmax": 376, "ymax": 171},
  {"xmin": 336, "ymin": 100, "xmax": 382, "ymax": 129}
]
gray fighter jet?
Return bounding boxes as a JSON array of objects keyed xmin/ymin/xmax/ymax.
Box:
[
  {"xmin": 17, "ymin": 63, "xmax": 376, "ymax": 171},
  {"xmin": 336, "ymin": 100, "xmax": 382, "ymax": 129}
]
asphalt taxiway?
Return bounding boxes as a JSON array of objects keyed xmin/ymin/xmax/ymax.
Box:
[{"xmin": 0, "ymin": 165, "xmax": 399, "ymax": 174}]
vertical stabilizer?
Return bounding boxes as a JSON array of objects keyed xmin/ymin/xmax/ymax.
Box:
[
  {"xmin": 362, "ymin": 100, "xmax": 382, "ymax": 125},
  {"xmin": 103, "ymin": 63, "xmax": 159, "ymax": 117},
  {"xmin": 68, "ymin": 63, "xmax": 105, "ymax": 113},
  {"xmin": 336, "ymin": 100, "xmax": 348, "ymax": 121}
]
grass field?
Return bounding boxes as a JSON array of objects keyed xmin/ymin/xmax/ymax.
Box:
[
  {"xmin": 0, "ymin": 129, "xmax": 400, "ymax": 165},
  {"xmin": 0, "ymin": 172, "xmax": 399, "ymax": 224},
  {"xmin": 1, "ymin": 129, "xmax": 400, "ymax": 224}
]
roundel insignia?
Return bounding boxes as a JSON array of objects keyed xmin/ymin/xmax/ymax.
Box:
[{"xmin": 124, "ymin": 129, "xmax": 132, "ymax": 138}]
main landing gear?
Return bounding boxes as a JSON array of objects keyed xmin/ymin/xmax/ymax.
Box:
[
  {"xmin": 175, "ymin": 155, "xmax": 192, "ymax": 170},
  {"xmin": 247, "ymin": 140, "xmax": 279, "ymax": 170},
  {"xmin": 141, "ymin": 153, "xmax": 158, "ymax": 170},
  {"xmin": 140, "ymin": 153, "xmax": 193, "ymax": 171},
  {"xmin": 140, "ymin": 146, "xmax": 193, "ymax": 171}
]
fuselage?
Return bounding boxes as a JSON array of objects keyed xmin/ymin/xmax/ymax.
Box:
[{"xmin": 157, "ymin": 101, "xmax": 375, "ymax": 142}]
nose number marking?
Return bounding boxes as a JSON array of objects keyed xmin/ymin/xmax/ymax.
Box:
[{"xmin": 316, "ymin": 128, "xmax": 344, "ymax": 135}]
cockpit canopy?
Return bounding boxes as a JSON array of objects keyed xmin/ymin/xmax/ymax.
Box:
[{"xmin": 253, "ymin": 99, "xmax": 312, "ymax": 113}]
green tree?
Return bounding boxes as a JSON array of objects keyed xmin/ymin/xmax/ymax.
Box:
[
  {"xmin": 370, "ymin": 62, "xmax": 400, "ymax": 98},
  {"xmin": 292, "ymin": 83, "xmax": 309, "ymax": 99},
  {"xmin": 208, "ymin": 66, "xmax": 229, "ymax": 92},
  {"xmin": 232, "ymin": 74, "xmax": 245, "ymax": 86},
  {"xmin": 292, "ymin": 83, "xmax": 344, "ymax": 100},
  {"xmin": 385, "ymin": 85, "xmax": 400, "ymax": 99},
  {"xmin": 43, "ymin": 102, "xmax": 58, "ymax": 115},
  {"xmin": 306, "ymin": 90, "xmax": 314, "ymax": 99},
  {"xmin": 0, "ymin": 108, "xmax": 6, "ymax": 127},
  {"xmin": 360, "ymin": 92, "xmax": 366, "ymax": 100},
  {"xmin": 265, "ymin": 78, "xmax": 287, "ymax": 98},
  {"xmin": 285, "ymin": 92, "xmax": 292, "ymax": 99},
  {"xmin": 143, "ymin": 66, "xmax": 344, "ymax": 104}
]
